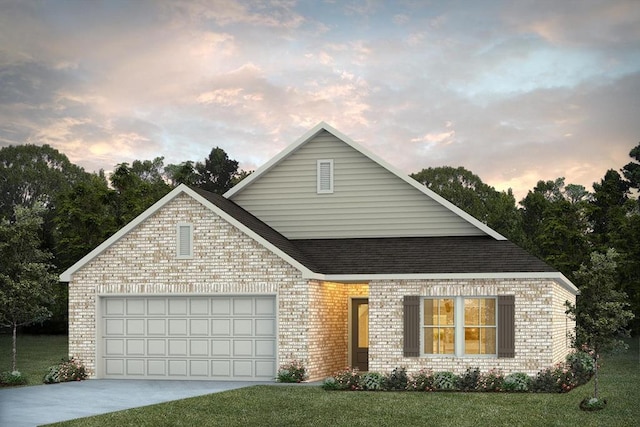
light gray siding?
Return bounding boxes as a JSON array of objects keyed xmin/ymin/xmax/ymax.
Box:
[{"xmin": 230, "ymin": 131, "xmax": 486, "ymax": 239}]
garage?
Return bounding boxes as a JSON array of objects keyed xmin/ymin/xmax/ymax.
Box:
[{"xmin": 99, "ymin": 295, "xmax": 277, "ymax": 380}]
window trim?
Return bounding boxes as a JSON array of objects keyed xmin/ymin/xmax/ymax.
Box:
[
  {"xmin": 176, "ymin": 223, "xmax": 193, "ymax": 259},
  {"xmin": 317, "ymin": 159, "xmax": 334, "ymax": 194},
  {"xmin": 421, "ymin": 296, "xmax": 498, "ymax": 358}
]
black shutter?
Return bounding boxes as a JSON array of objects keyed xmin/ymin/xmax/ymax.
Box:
[
  {"xmin": 403, "ymin": 296, "xmax": 420, "ymax": 357},
  {"xmin": 498, "ymin": 295, "xmax": 515, "ymax": 358}
]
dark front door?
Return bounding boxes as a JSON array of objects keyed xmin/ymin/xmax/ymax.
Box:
[{"xmin": 351, "ymin": 298, "xmax": 369, "ymax": 371}]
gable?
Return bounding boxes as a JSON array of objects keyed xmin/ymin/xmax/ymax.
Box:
[{"xmin": 227, "ymin": 124, "xmax": 496, "ymax": 239}]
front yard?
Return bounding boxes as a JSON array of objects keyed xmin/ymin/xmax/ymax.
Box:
[{"xmin": 1, "ymin": 334, "xmax": 638, "ymax": 426}]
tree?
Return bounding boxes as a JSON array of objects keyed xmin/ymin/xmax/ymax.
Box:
[
  {"xmin": 0, "ymin": 204, "xmax": 58, "ymax": 371},
  {"xmin": 622, "ymin": 144, "xmax": 640, "ymax": 191},
  {"xmin": 110, "ymin": 157, "xmax": 171, "ymax": 226},
  {"xmin": 195, "ymin": 147, "xmax": 239, "ymax": 194},
  {"xmin": 410, "ymin": 166, "xmax": 521, "ymax": 240},
  {"xmin": 565, "ymin": 249, "xmax": 634, "ymax": 400},
  {"xmin": 519, "ymin": 178, "xmax": 590, "ymax": 279}
]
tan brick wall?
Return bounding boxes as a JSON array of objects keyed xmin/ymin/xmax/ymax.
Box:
[
  {"xmin": 68, "ymin": 194, "xmax": 308, "ymax": 377},
  {"xmin": 551, "ymin": 282, "xmax": 577, "ymax": 364},
  {"xmin": 368, "ymin": 278, "xmax": 576, "ymax": 376},
  {"xmin": 306, "ymin": 281, "xmax": 368, "ymax": 380}
]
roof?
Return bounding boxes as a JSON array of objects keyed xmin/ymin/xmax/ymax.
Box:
[
  {"xmin": 59, "ymin": 184, "xmax": 577, "ymax": 294},
  {"xmin": 224, "ymin": 121, "xmax": 506, "ymax": 241}
]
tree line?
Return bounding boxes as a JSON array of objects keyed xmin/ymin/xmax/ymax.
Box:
[{"xmin": 1, "ymin": 143, "xmax": 639, "ymax": 335}]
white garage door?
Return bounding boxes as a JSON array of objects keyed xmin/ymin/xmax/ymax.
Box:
[{"xmin": 100, "ymin": 296, "xmax": 277, "ymax": 380}]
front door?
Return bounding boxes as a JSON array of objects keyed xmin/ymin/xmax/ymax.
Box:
[{"xmin": 351, "ymin": 298, "xmax": 369, "ymax": 371}]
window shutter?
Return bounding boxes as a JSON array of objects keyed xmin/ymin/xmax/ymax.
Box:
[
  {"xmin": 498, "ymin": 295, "xmax": 515, "ymax": 358},
  {"xmin": 403, "ymin": 296, "xmax": 420, "ymax": 357},
  {"xmin": 317, "ymin": 160, "xmax": 333, "ymax": 193},
  {"xmin": 177, "ymin": 224, "xmax": 192, "ymax": 258}
]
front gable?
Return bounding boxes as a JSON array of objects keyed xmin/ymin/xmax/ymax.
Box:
[{"xmin": 226, "ymin": 122, "xmax": 503, "ymax": 240}]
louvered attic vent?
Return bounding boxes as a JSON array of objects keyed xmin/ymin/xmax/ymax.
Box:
[
  {"xmin": 177, "ymin": 223, "xmax": 193, "ymax": 258},
  {"xmin": 317, "ymin": 159, "xmax": 334, "ymax": 194}
]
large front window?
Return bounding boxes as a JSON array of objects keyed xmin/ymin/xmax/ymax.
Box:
[{"xmin": 422, "ymin": 297, "xmax": 497, "ymax": 356}]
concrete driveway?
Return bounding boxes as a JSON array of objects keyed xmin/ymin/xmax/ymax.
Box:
[{"xmin": 0, "ymin": 379, "xmax": 264, "ymax": 427}]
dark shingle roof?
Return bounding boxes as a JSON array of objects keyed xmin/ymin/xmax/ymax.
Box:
[{"xmin": 192, "ymin": 187, "xmax": 556, "ymax": 276}]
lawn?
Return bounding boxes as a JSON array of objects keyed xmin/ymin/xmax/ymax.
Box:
[
  {"xmin": 0, "ymin": 334, "xmax": 68, "ymax": 385},
  {"xmin": 2, "ymin": 334, "xmax": 638, "ymax": 426},
  {"xmin": 46, "ymin": 338, "xmax": 639, "ymax": 427}
]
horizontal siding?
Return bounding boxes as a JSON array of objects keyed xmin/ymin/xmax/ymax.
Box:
[{"xmin": 231, "ymin": 131, "xmax": 486, "ymax": 239}]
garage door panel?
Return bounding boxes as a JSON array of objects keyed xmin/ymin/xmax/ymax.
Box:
[
  {"xmin": 190, "ymin": 340, "xmax": 209, "ymax": 356},
  {"xmin": 126, "ymin": 319, "xmax": 144, "ymax": 335},
  {"xmin": 101, "ymin": 296, "xmax": 276, "ymax": 380},
  {"xmin": 126, "ymin": 299, "xmax": 145, "ymax": 315},
  {"xmin": 212, "ymin": 319, "xmax": 230, "ymax": 335},
  {"xmin": 190, "ymin": 319, "xmax": 209, "ymax": 335},
  {"xmin": 211, "ymin": 298, "xmax": 231, "ymax": 315},
  {"xmin": 126, "ymin": 339, "xmax": 145, "ymax": 355},
  {"xmin": 233, "ymin": 319, "xmax": 252, "ymax": 335},
  {"xmin": 212, "ymin": 339, "xmax": 231, "ymax": 356},
  {"xmin": 105, "ymin": 339, "xmax": 124, "ymax": 355},
  {"xmin": 126, "ymin": 359, "xmax": 144, "ymax": 375},
  {"xmin": 168, "ymin": 319, "xmax": 187, "ymax": 335}
]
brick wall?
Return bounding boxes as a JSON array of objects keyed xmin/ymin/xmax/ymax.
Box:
[
  {"xmin": 306, "ymin": 281, "xmax": 368, "ymax": 380},
  {"xmin": 368, "ymin": 278, "xmax": 576, "ymax": 376},
  {"xmin": 68, "ymin": 193, "xmax": 308, "ymax": 377}
]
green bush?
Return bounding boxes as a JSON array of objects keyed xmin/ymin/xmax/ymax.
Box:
[
  {"xmin": 361, "ymin": 372, "xmax": 384, "ymax": 391},
  {"xmin": 0, "ymin": 370, "xmax": 28, "ymax": 386},
  {"xmin": 478, "ymin": 368, "xmax": 504, "ymax": 392},
  {"xmin": 567, "ymin": 350, "xmax": 595, "ymax": 386},
  {"xmin": 322, "ymin": 367, "xmax": 361, "ymax": 390},
  {"xmin": 43, "ymin": 357, "xmax": 87, "ymax": 384},
  {"xmin": 276, "ymin": 359, "xmax": 307, "ymax": 383},
  {"xmin": 457, "ymin": 367, "xmax": 481, "ymax": 391},
  {"xmin": 383, "ymin": 367, "xmax": 408, "ymax": 391},
  {"xmin": 433, "ymin": 371, "xmax": 459, "ymax": 391},
  {"xmin": 503, "ymin": 372, "xmax": 532, "ymax": 392},
  {"xmin": 408, "ymin": 369, "xmax": 435, "ymax": 391}
]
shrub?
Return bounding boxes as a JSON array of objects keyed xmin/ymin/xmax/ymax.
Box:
[
  {"xmin": 567, "ymin": 350, "xmax": 595, "ymax": 386},
  {"xmin": 43, "ymin": 357, "xmax": 87, "ymax": 384},
  {"xmin": 276, "ymin": 359, "xmax": 307, "ymax": 383},
  {"xmin": 457, "ymin": 367, "xmax": 481, "ymax": 391},
  {"xmin": 433, "ymin": 371, "xmax": 459, "ymax": 391},
  {"xmin": 478, "ymin": 368, "xmax": 504, "ymax": 392},
  {"xmin": 503, "ymin": 372, "xmax": 532, "ymax": 392},
  {"xmin": 0, "ymin": 370, "xmax": 28, "ymax": 386},
  {"xmin": 322, "ymin": 367, "xmax": 361, "ymax": 391},
  {"xmin": 408, "ymin": 369, "xmax": 435, "ymax": 391},
  {"xmin": 383, "ymin": 367, "xmax": 409, "ymax": 391},
  {"xmin": 361, "ymin": 372, "xmax": 384, "ymax": 391},
  {"xmin": 579, "ymin": 396, "xmax": 607, "ymax": 411}
]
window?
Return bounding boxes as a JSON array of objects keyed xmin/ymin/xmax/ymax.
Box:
[
  {"xmin": 317, "ymin": 159, "xmax": 334, "ymax": 193},
  {"xmin": 177, "ymin": 223, "xmax": 193, "ymax": 258},
  {"xmin": 421, "ymin": 297, "xmax": 497, "ymax": 356}
]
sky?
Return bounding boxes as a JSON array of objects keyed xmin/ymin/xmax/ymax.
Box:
[{"xmin": 1, "ymin": 0, "xmax": 639, "ymax": 201}]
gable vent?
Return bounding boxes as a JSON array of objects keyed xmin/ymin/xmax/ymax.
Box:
[
  {"xmin": 177, "ymin": 223, "xmax": 193, "ymax": 258},
  {"xmin": 317, "ymin": 159, "xmax": 334, "ymax": 194}
]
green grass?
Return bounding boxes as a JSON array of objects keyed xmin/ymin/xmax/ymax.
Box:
[
  {"xmin": 46, "ymin": 337, "xmax": 640, "ymax": 427},
  {"xmin": 0, "ymin": 334, "xmax": 68, "ymax": 385}
]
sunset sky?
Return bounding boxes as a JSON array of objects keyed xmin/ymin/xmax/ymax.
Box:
[{"xmin": 1, "ymin": 0, "xmax": 639, "ymax": 200}]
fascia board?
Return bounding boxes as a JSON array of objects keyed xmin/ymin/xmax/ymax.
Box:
[
  {"xmin": 304, "ymin": 271, "xmax": 578, "ymax": 294},
  {"xmin": 59, "ymin": 184, "xmax": 189, "ymax": 282}
]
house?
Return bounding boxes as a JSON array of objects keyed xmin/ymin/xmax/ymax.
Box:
[{"xmin": 60, "ymin": 122, "xmax": 577, "ymax": 381}]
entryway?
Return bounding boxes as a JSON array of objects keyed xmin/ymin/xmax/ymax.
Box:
[{"xmin": 351, "ymin": 298, "xmax": 369, "ymax": 371}]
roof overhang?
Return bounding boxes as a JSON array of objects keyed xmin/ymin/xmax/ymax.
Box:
[{"xmin": 303, "ymin": 271, "xmax": 579, "ymax": 295}]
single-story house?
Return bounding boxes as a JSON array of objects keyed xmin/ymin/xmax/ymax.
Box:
[{"xmin": 60, "ymin": 122, "xmax": 577, "ymax": 381}]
